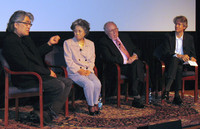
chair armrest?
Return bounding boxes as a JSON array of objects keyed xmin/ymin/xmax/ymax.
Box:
[
  {"xmin": 143, "ymin": 61, "xmax": 149, "ymax": 78},
  {"xmin": 48, "ymin": 65, "xmax": 68, "ymax": 78},
  {"xmin": 160, "ymin": 61, "xmax": 165, "ymax": 67},
  {"xmin": 195, "ymin": 65, "xmax": 198, "ymax": 80},
  {"xmin": 114, "ymin": 63, "xmax": 121, "ymax": 81},
  {"xmin": 159, "ymin": 60, "xmax": 165, "ymax": 75},
  {"xmin": 94, "ymin": 66, "xmax": 98, "ymax": 76},
  {"xmin": 4, "ymin": 66, "xmax": 42, "ymax": 81},
  {"xmin": 3, "ymin": 66, "xmax": 43, "ymax": 96},
  {"xmin": 142, "ymin": 61, "xmax": 149, "ymax": 73}
]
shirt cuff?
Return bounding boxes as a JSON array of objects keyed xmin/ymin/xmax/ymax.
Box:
[{"xmin": 173, "ymin": 54, "xmax": 177, "ymax": 57}]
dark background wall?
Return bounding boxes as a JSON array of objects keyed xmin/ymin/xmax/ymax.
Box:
[{"xmin": 0, "ymin": 1, "xmax": 199, "ymax": 93}]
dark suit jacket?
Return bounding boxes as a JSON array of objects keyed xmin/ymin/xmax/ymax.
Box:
[
  {"xmin": 162, "ymin": 31, "xmax": 196, "ymax": 59},
  {"xmin": 2, "ymin": 32, "xmax": 53, "ymax": 89},
  {"xmin": 99, "ymin": 33, "xmax": 141, "ymax": 65}
]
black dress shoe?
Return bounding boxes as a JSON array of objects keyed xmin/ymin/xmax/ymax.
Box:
[
  {"xmin": 95, "ymin": 110, "xmax": 100, "ymax": 115},
  {"xmin": 89, "ymin": 111, "xmax": 95, "ymax": 116},
  {"xmin": 47, "ymin": 106, "xmax": 59, "ymax": 120},
  {"xmin": 88, "ymin": 106, "xmax": 95, "ymax": 116},
  {"xmin": 132, "ymin": 99, "xmax": 145, "ymax": 108},
  {"xmin": 172, "ymin": 96, "xmax": 183, "ymax": 105},
  {"xmin": 29, "ymin": 110, "xmax": 52, "ymax": 126},
  {"xmin": 94, "ymin": 104, "xmax": 100, "ymax": 115},
  {"xmin": 161, "ymin": 91, "xmax": 169, "ymax": 100}
]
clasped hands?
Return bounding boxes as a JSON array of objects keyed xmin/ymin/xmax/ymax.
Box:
[
  {"xmin": 177, "ymin": 54, "xmax": 197, "ymax": 62},
  {"xmin": 127, "ymin": 53, "xmax": 138, "ymax": 64},
  {"xmin": 78, "ymin": 69, "xmax": 91, "ymax": 76}
]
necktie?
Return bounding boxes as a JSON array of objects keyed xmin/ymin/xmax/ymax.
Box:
[{"xmin": 116, "ymin": 39, "xmax": 130, "ymax": 58}]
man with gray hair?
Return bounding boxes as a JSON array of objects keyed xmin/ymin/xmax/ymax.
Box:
[
  {"xmin": 99, "ymin": 21, "xmax": 145, "ymax": 108},
  {"xmin": 2, "ymin": 10, "xmax": 72, "ymax": 125}
]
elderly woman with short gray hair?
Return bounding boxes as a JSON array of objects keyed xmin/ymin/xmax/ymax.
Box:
[{"xmin": 63, "ymin": 19, "xmax": 101, "ymax": 116}]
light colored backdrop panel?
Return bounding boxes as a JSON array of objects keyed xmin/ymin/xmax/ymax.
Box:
[{"xmin": 0, "ymin": 0, "xmax": 195, "ymax": 31}]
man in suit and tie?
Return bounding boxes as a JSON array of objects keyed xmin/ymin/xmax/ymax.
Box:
[
  {"xmin": 161, "ymin": 16, "xmax": 197, "ymax": 105},
  {"xmin": 99, "ymin": 21, "xmax": 145, "ymax": 108},
  {"xmin": 2, "ymin": 10, "xmax": 72, "ymax": 125}
]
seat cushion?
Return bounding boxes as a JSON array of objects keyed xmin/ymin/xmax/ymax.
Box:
[
  {"xmin": 121, "ymin": 75, "xmax": 128, "ymax": 80},
  {"xmin": 9, "ymin": 86, "xmax": 39, "ymax": 95},
  {"xmin": 182, "ymin": 71, "xmax": 195, "ymax": 77}
]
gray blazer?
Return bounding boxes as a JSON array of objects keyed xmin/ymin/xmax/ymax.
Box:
[{"xmin": 63, "ymin": 37, "xmax": 95, "ymax": 75}]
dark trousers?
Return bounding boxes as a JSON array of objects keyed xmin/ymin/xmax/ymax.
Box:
[
  {"xmin": 121, "ymin": 59, "xmax": 144, "ymax": 96},
  {"xmin": 165, "ymin": 57, "xmax": 183, "ymax": 92},
  {"xmin": 42, "ymin": 77, "xmax": 72, "ymax": 114}
]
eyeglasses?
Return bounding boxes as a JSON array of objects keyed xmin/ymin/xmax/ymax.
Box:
[
  {"xmin": 107, "ymin": 28, "xmax": 118, "ymax": 34},
  {"xmin": 16, "ymin": 21, "xmax": 32, "ymax": 27},
  {"xmin": 74, "ymin": 29, "xmax": 84, "ymax": 34}
]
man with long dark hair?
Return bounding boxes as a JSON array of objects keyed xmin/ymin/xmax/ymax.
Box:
[{"xmin": 2, "ymin": 10, "xmax": 72, "ymax": 125}]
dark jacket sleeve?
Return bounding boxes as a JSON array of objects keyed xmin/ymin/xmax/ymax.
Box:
[
  {"xmin": 99, "ymin": 36, "xmax": 124, "ymax": 64},
  {"xmin": 24, "ymin": 36, "xmax": 53, "ymax": 57},
  {"xmin": 162, "ymin": 33, "xmax": 175, "ymax": 58},
  {"xmin": 183, "ymin": 33, "xmax": 196, "ymax": 58},
  {"xmin": 120, "ymin": 33, "xmax": 142, "ymax": 58},
  {"xmin": 162, "ymin": 32, "xmax": 196, "ymax": 59},
  {"xmin": 2, "ymin": 34, "xmax": 51, "ymax": 76},
  {"xmin": 99, "ymin": 33, "xmax": 142, "ymax": 65}
]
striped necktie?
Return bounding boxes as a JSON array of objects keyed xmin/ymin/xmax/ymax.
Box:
[{"xmin": 116, "ymin": 39, "xmax": 130, "ymax": 58}]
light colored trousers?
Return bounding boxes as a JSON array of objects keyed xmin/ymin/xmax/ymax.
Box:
[{"xmin": 69, "ymin": 73, "xmax": 101, "ymax": 106}]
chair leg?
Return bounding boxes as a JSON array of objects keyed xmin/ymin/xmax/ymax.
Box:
[
  {"xmin": 146, "ymin": 80, "xmax": 149, "ymax": 104},
  {"xmin": 4, "ymin": 96, "xmax": 9, "ymax": 127},
  {"xmin": 72, "ymin": 85, "xmax": 75, "ymax": 109},
  {"xmin": 102, "ymin": 80, "xmax": 106, "ymax": 104},
  {"xmin": 65, "ymin": 97, "xmax": 69, "ymax": 116},
  {"xmin": 125, "ymin": 83, "xmax": 128, "ymax": 102},
  {"xmin": 155, "ymin": 76, "xmax": 159, "ymax": 99},
  {"xmin": 15, "ymin": 98, "xmax": 19, "ymax": 120},
  {"xmin": 5, "ymin": 75, "xmax": 9, "ymax": 127},
  {"xmin": 161, "ymin": 75, "xmax": 165, "ymax": 104},
  {"xmin": 39, "ymin": 94, "xmax": 43, "ymax": 128},
  {"xmin": 145, "ymin": 69, "xmax": 150, "ymax": 104},
  {"xmin": 181, "ymin": 80, "xmax": 185, "ymax": 99},
  {"xmin": 101, "ymin": 71, "xmax": 106, "ymax": 104},
  {"xmin": 194, "ymin": 79, "xmax": 198, "ymax": 102},
  {"xmin": 117, "ymin": 82, "xmax": 121, "ymax": 108}
]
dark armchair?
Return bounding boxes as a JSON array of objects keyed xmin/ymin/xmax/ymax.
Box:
[
  {"xmin": 1, "ymin": 54, "xmax": 69, "ymax": 128},
  {"xmin": 159, "ymin": 60, "xmax": 198, "ymax": 102},
  {"xmin": 154, "ymin": 44, "xmax": 199, "ymax": 103},
  {"xmin": 3, "ymin": 65, "xmax": 44, "ymax": 128},
  {"xmin": 102, "ymin": 61, "xmax": 149, "ymax": 108}
]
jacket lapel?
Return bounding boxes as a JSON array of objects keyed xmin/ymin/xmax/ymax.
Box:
[
  {"xmin": 171, "ymin": 32, "xmax": 176, "ymax": 52},
  {"xmin": 107, "ymin": 37, "xmax": 122, "ymax": 56},
  {"xmin": 182, "ymin": 33, "xmax": 188, "ymax": 54}
]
